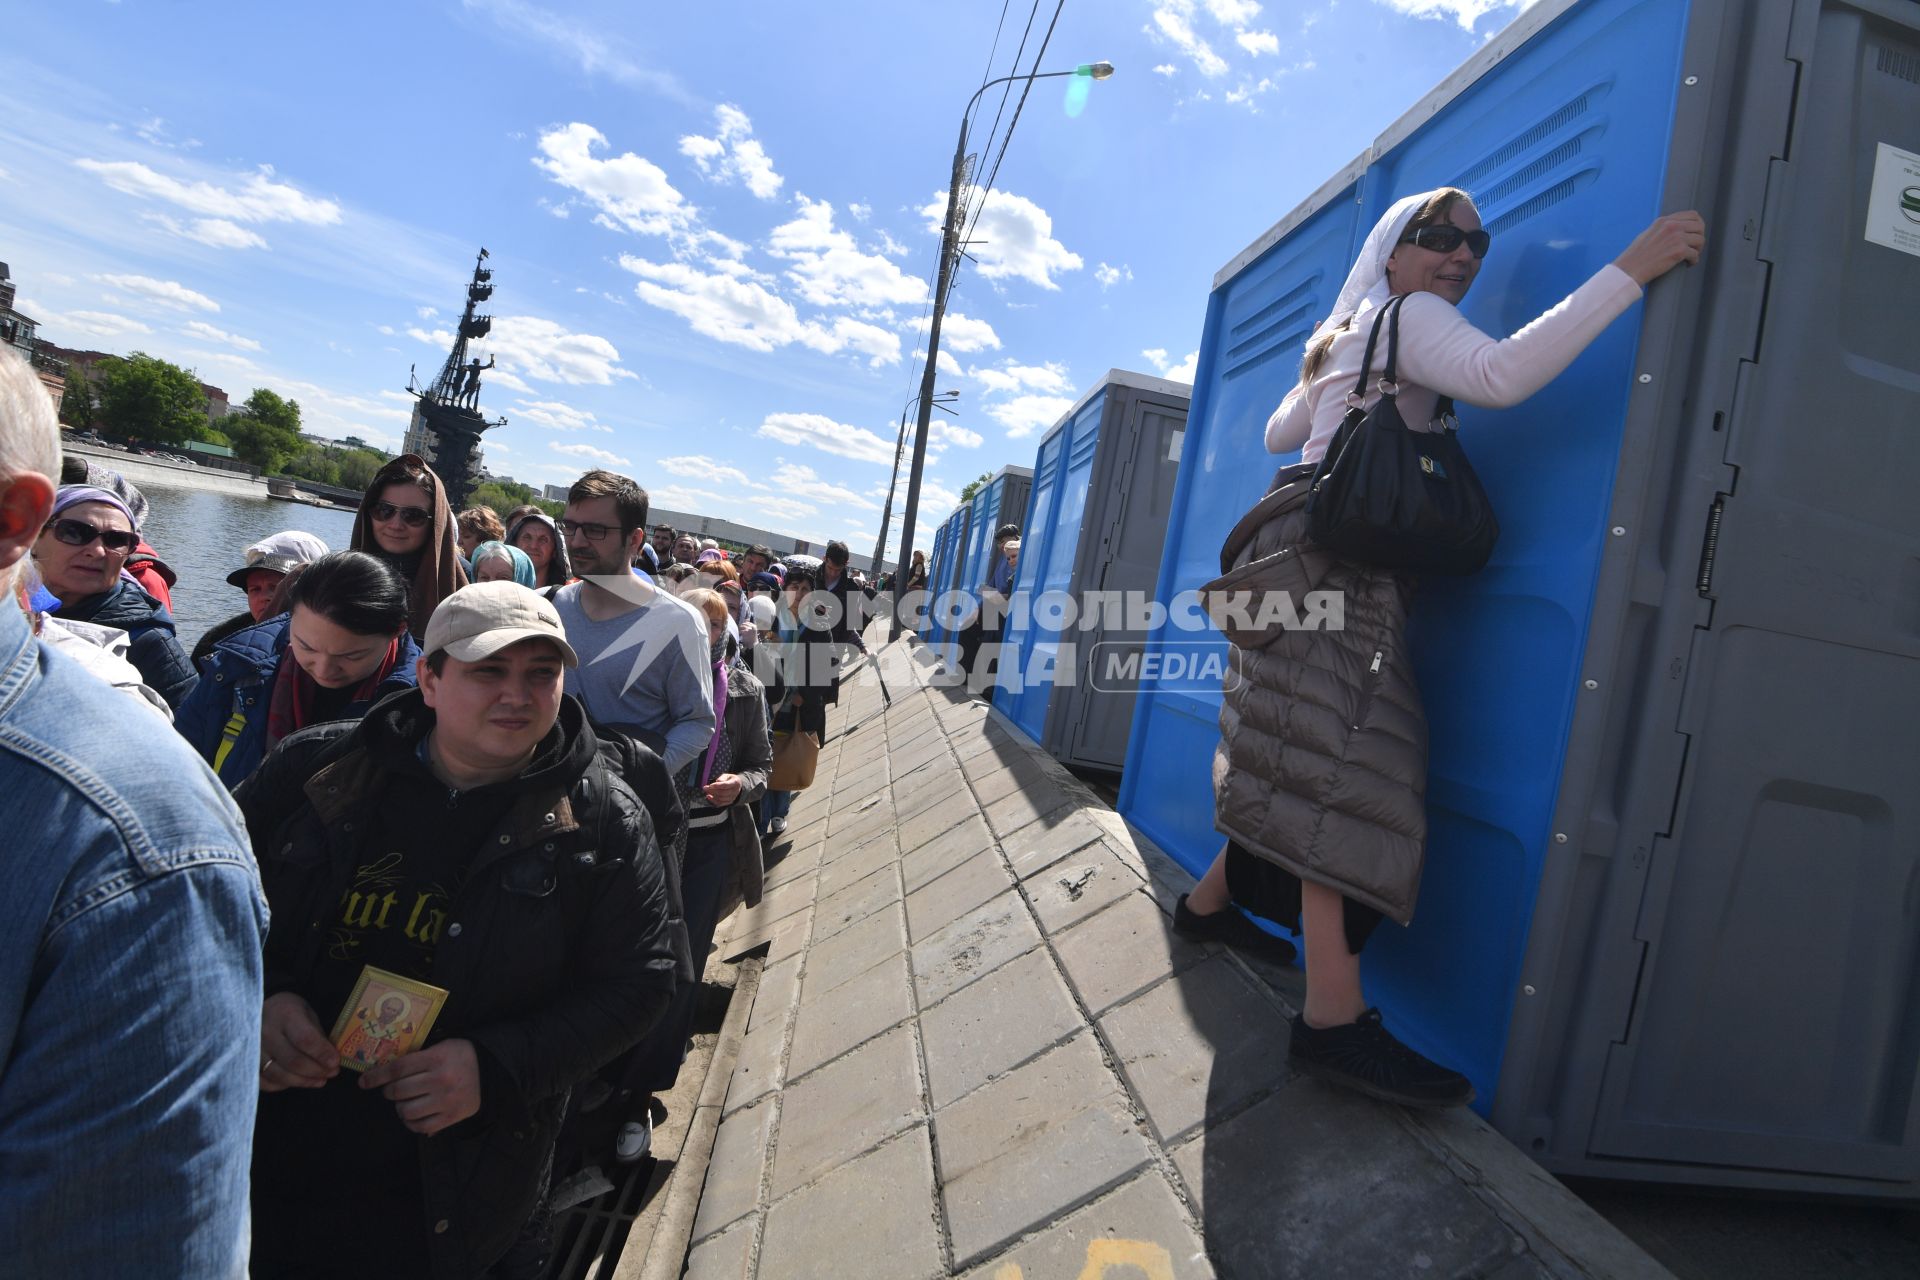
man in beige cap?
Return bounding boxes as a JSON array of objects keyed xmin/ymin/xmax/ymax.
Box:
[{"xmin": 235, "ymin": 581, "xmax": 677, "ymax": 1278}]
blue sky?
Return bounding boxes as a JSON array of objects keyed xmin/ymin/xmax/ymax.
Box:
[{"xmin": 1, "ymin": 0, "xmax": 1531, "ymax": 554}]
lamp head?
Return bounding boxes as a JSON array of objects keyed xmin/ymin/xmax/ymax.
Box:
[{"xmin": 1078, "ymin": 61, "xmax": 1115, "ymax": 80}]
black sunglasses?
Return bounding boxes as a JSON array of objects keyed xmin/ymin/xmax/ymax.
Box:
[
  {"xmin": 44, "ymin": 518, "xmax": 139, "ymax": 553},
  {"xmin": 371, "ymin": 500, "xmax": 431, "ymax": 528},
  {"xmin": 1401, "ymin": 224, "xmax": 1492, "ymax": 259}
]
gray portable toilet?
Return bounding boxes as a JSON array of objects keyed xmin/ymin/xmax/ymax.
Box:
[{"xmin": 994, "ymin": 371, "xmax": 1191, "ymax": 771}]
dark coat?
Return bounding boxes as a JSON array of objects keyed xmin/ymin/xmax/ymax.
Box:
[
  {"xmin": 593, "ymin": 724, "xmax": 695, "ymax": 984},
  {"xmin": 56, "ymin": 579, "xmax": 197, "ymax": 710},
  {"xmin": 236, "ymin": 690, "xmax": 677, "ymax": 1279},
  {"xmin": 713, "ymin": 653, "xmax": 772, "ymax": 908},
  {"xmin": 173, "ymin": 614, "xmax": 421, "ymax": 788},
  {"xmin": 1211, "ymin": 464, "xmax": 1430, "ymax": 923}
]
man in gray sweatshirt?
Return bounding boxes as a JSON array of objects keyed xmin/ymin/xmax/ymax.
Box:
[{"xmin": 550, "ymin": 470, "xmax": 714, "ymax": 778}]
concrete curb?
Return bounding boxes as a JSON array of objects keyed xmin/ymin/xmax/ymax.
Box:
[{"xmin": 622, "ymin": 957, "xmax": 764, "ymax": 1280}]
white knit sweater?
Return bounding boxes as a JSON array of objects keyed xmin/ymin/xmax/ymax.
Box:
[{"xmin": 1267, "ymin": 263, "xmax": 1644, "ymax": 464}]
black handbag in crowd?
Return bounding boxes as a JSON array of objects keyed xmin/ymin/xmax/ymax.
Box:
[{"xmin": 1303, "ymin": 294, "xmax": 1499, "ymax": 575}]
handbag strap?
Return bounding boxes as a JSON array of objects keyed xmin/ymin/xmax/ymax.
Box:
[{"xmin": 1347, "ymin": 294, "xmax": 1406, "ymax": 405}]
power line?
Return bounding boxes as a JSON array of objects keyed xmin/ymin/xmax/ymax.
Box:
[
  {"xmin": 953, "ymin": 0, "xmax": 1067, "ymax": 304},
  {"xmin": 968, "ymin": 0, "xmax": 1042, "ymax": 212}
]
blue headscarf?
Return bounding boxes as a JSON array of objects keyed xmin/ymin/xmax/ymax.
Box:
[{"xmin": 469, "ymin": 540, "xmax": 536, "ymax": 588}]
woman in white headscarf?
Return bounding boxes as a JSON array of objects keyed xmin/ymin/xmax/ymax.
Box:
[{"xmin": 1176, "ymin": 186, "xmax": 1704, "ymax": 1108}]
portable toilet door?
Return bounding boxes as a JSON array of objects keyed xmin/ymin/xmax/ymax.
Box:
[
  {"xmin": 994, "ymin": 419, "xmax": 1076, "ymax": 742},
  {"xmin": 1047, "ymin": 374, "xmax": 1190, "ymax": 772}
]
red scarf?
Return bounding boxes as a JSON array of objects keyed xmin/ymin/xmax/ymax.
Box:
[{"xmin": 265, "ymin": 636, "xmax": 403, "ymax": 750}]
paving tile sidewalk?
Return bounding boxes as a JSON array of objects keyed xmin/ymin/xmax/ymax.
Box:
[{"xmin": 689, "ymin": 631, "xmax": 1670, "ymax": 1280}]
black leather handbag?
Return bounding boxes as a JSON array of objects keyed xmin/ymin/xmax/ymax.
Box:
[{"xmin": 1303, "ymin": 294, "xmax": 1499, "ymax": 575}]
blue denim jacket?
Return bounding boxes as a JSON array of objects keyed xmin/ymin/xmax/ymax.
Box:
[{"xmin": 0, "ymin": 602, "xmax": 268, "ymax": 1278}]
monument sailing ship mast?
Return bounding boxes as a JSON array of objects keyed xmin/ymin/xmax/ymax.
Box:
[{"xmin": 404, "ymin": 248, "xmax": 506, "ymax": 508}]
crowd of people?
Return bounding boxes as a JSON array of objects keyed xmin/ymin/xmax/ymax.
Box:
[
  {"xmin": 0, "ymin": 182, "xmax": 1705, "ymax": 1275},
  {"xmin": 0, "ymin": 343, "xmax": 881, "ymax": 1277}
]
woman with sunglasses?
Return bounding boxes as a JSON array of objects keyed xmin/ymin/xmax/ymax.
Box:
[
  {"xmin": 174, "ymin": 552, "xmax": 421, "ymax": 789},
  {"xmin": 33, "ymin": 485, "xmax": 197, "ymax": 710},
  {"xmin": 1181, "ymin": 186, "xmax": 1705, "ymax": 1109},
  {"xmin": 504, "ymin": 510, "xmax": 572, "ymax": 590},
  {"xmin": 349, "ymin": 454, "xmax": 466, "ymax": 638}
]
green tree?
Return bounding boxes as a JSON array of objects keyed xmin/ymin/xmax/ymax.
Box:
[
  {"xmin": 221, "ymin": 387, "xmax": 305, "ymax": 470},
  {"xmin": 281, "ymin": 443, "xmax": 342, "ymax": 487},
  {"xmin": 467, "ymin": 480, "xmax": 561, "ymax": 517},
  {"xmin": 94, "ymin": 352, "xmax": 208, "ymax": 446},
  {"xmin": 58, "ymin": 362, "xmax": 93, "ymax": 427},
  {"xmin": 958, "ymin": 471, "xmax": 993, "ymax": 502},
  {"xmin": 336, "ymin": 448, "xmax": 391, "ymax": 492}
]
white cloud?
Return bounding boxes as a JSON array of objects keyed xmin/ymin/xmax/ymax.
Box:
[
  {"xmin": 460, "ymin": 0, "xmax": 690, "ymax": 100},
  {"xmin": 1153, "ymin": 63, "xmax": 1179, "ymax": 76},
  {"xmin": 913, "ymin": 310, "xmax": 1001, "ymax": 354},
  {"xmin": 756, "ymin": 412, "xmax": 896, "ymax": 465},
  {"xmin": 95, "ymin": 273, "xmax": 219, "ymax": 313},
  {"xmin": 1371, "ymin": 0, "xmax": 1525, "ymax": 32},
  {"xmin": 848, "ymin": 202, "xmax": 871, "ymax": 222},
  {"xmin": 766, "ymin": 195, "xmax": 926, "ymax": 310},
  {"xmin": 1145, "ymin": 348, "xmax": 1200, "ymax": 382},
  {"xmin": 551, "ymin": 441, "xmax": 633, "ymax": 467},
  {"xmin": 142, "ymin": 212, "xmax": 270, "ymax": 250},
  {"xmin": 182, "ymin": 320, "xmax": 262, "ymax": 351},
  {"xmin": 931, "ymin": 421, "xmax": 983, "ymax": 449},
  {"xmin": 1094, "ymin": 262, "xmax": 1133, "ymax": 290},
  {"xmin": 619, "ymin": 255, "xmax": 901, "ymax": 366},
  {"xmin": 770, "ymin": 462, "xmax": 878, "ymax": 510},
  {"xmin": 25, "ymin": 300, "xmax": 152, "ymax": 341},
  {"xmin": 677, "ymin": 104, "xmax": 784, "ymax": 200},
  {"xmin": 749, "ymin": 495, "xmax": 819, "ymax": 522},
  {"xmin": 488, "ymin": 316, "xmax": 637, "ymax": 386},
  {"xmin": 513, "ymin": 398, "xmax": 613, "ymax": 432},
  {"xmin": 1204, "ymin": 0, "xmax": 1264, "ymax": 22},
  {"xmin": 376, "ymin": 324, "xmax": 396, "ymax": 336},
  {"xmin": 74, "ymin": 159, "xmax": 342, "ymax": 227},
  {"xmin": 926, "ymin": 188, "xmax": 1082, "ymax": 290},
  {"xmin": 658, "ymin": 454, "xmax": 754, "ymax": 487},
  {"xmin": 970, "ymin": 361, "xmax": 1073, "ymax": 397},
  {"xmin": 1147, "ymin": 3, "xmax": 1230, "ymax": 77},
  {"xmin": 648, "ymin": 484, "xmax": 730, "ymax": 512},
  {"xmin": 1237, "ymin": 29, "xmax": 1281, "ymax": 54},
  {"xmin": 532, "ymin": 122, "xmax": 695, "ymax": 238},
  {"xmin": 987, "ymin": 394, "xmax": 1076, "ymax": 439},
  {"xmin": 418, "ymin": 306, "xmax": 439, "ymax": 320},
  {"xmin": 874, "ymin": 230, "xmax": 910, "ymax": 258},
  {"xmin": 935, "ymin": 350, "xmax": 963, "ymax": 378}
]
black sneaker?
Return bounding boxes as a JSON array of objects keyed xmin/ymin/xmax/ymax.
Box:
[
  {"xmin": 1287, "ymin": 1008, "xmax": 1475, "ymax": 1108},
  {"xmin": 1173, "ymin": 894, "xmax": 1298, "ymax": 964}
]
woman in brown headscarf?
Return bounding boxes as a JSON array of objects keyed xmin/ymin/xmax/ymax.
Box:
[{"xmin": 349, "ymin": 454, "xmax": 467, "ymax": 637}]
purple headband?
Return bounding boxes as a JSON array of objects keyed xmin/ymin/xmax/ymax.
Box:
[{"xmin": 51, "ymin": 485, "xmax": 140, "ymax": 532}]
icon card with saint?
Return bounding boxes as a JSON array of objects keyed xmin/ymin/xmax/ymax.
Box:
[{"xmin": 329, "ymin": 966, "xmax": 449, "ymax": 1073}]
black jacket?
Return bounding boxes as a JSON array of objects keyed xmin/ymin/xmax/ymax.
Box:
[
  {"xmin": 57, "ymin": 579, "xmax": 198, "ymax": 709},
  {"xmin": 236, "ymin": 689, "xmax": 677, "ymax": 1279}
]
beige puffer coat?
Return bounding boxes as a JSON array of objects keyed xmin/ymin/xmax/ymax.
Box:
[{"xmin": 1210, "ymin": 462, "xmax": 1430, "ymax": 923}]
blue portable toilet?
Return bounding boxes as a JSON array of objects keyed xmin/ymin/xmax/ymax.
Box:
[
  {"xmin": 924, "ymin": 506, "xmax": 971, "ymax": 665},
  {"xmin": 1117, "ymin": 0, "xmax": 1920, "ymax": 1196},
  {"xmin": 930, "ymin": 466, "xmax": 1032, "ymax": 672},
  {"xmin": 995, "ymin": 371, "xmax": 1191, "ymax": 770}
]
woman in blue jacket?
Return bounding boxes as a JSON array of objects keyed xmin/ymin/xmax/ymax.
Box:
[{"xmin": 176, "ymin": 552, "xmax": 421, "ymax": 788}]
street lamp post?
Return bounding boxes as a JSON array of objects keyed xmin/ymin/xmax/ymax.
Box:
[
  {"xmin": 873, "ymin": 389, "xmax": 957, "ymax": 578},
  {"xmin": 891, "ymin": 61, "xmax": 1113, "ymax": 637}
]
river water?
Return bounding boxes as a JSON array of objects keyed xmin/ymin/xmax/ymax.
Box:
[{"xmin": 130, "ymin": 475, "xmax": 359, "ymax": 648}]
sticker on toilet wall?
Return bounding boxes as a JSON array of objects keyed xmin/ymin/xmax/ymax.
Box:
[{"xmin": 1865, "ymin": 142, "xmax": 1920, "ymax": 259}]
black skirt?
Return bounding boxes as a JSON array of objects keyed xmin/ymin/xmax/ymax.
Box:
[{"xmin": 1224, "ymin": 840, "xmax": 1385, "ymax": 956}]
